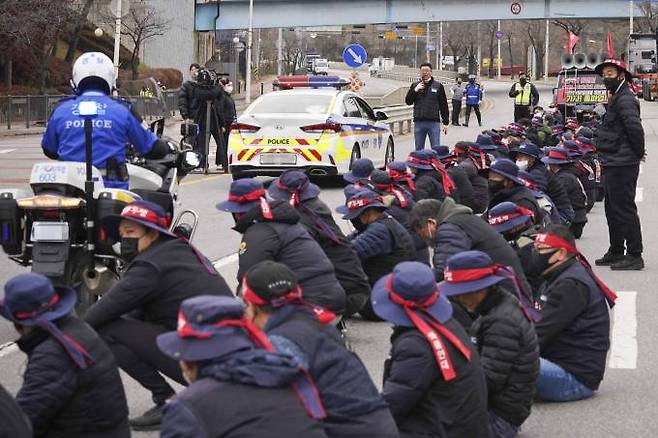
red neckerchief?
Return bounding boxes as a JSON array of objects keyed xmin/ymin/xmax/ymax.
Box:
[
  {"xmin": 385, "ymin": 275, "xmax": 471, "ymax": 381},
  {"xmin": 534, "ymin": 233, "xmax": 617, "ymax": 307},
  {"xmin": 373, "ymin": 182, "xmax": 409, "ymax": 208},
  {"xmin": 424, "ymin": 158, "xmax": 456, "ymax": 195}
]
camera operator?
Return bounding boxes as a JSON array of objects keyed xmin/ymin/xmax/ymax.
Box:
[
  {"xmin": 178, "ymin": 65, "xmax": 228, "ymax": 171},
  {"xmin": 220, "ymin": 78, "xmax": 237, "ymax": 163}
]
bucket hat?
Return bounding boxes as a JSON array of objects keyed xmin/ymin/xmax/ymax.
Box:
[{"xmin": 102, "ymin": 199, "xmax": 175, "ymax": 241}]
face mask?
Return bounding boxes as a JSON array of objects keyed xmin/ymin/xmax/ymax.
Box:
[
  {"xmin": 469, "ymin": 79, "xmax": 475, "ymax": 84},
  {"xmin": 524, "ymin": 248, "xmax": 557, "ymax": 277},
  {"xmin": 603, "ymin": 77, "xmax": 621, "ymax": 93},
  {"xmin": 519, "ymin": 79, "xmax": 527, "ymax": 86},
  {"xmin": 350, "ymin": 218, "xmax": 368, "ymax": 232},
  {"xmin": 457, "ymin": 81, "xmax": 462, "ymax": 85},
  {"xmin": 224, "ymin": 85, "xmax": 234, "ymax": 94},
  {"xmin": 516, "ymin": 159, "xmax": 529, "ymax": 171},
  {"xmin": 488, "ymin": 179, "xmax": 506, "ymax": 194},
  {"xmin": 120, "ymin": 237, "xmax": 141, "ymax": 262}
]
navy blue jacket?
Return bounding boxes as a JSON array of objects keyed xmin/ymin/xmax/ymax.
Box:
[
  {"xmin": 413, "ymin": 170, "xmax": 446, "ymax": 201},
  {"xmin": 464, "ymin": 82, "xmax": 483, "ymax": 106},
  {"xmin": 266, "ymin": 306, "xmax": 398, "ymax": 438},
  {"xmin": 16, "ymin": 316, "xmax": 130, "ymax": 438},
  {"xmin": 535, "ymin": 259, "xmax": 611, "ymax": 390},
  {"xmin": 382, "ymin": 319, "xmax": 489, "ymax": 438},
  {"xmin": 41, "ymin": 91, "xmax": 159, "ymax": 189},
  {"xmin": 0, "ymin": 384, "xmax": 31, "ymax": 438},
  {"xmin": 236, "ymin": 201, "xmax": 346, "ymax": 314},
  {"xmin": 528, "ymin": 162, "xmax": 575, "ymax": 225}
]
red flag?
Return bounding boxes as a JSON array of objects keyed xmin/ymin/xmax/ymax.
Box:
[
  {"xmin": 567, "ymin": 31, "xmax": 580, "ymax": 55},
  {"xmin": 607, "ymin": 32, "xmax": 615, "ymax": 58}
]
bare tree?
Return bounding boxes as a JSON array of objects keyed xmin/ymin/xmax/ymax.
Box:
[
  {"xmin": 485, "ymin": 21, "xmax": 497, "ymax": 78},
  {"xmin": 65, "ymin": 0, "xmax": 96, "ymax": 63},
  {"xmin": 105, "ymin": 2, "xmax": 170, "ymax": 79},
  {"xmin": 637, "ymin": 1, "xmax": 658, "ymax": 32},
  {"xmin": 526, "ymin": 20, "xmax": 546, "ymax": 79},
  {"xmin": 444, "ymin": 23, "xmax": 467, "ymax": 72}
]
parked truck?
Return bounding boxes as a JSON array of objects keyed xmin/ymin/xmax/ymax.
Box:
[{"xmin": 627, "ymin": 33, "xmax": 658, "ymax": 100}]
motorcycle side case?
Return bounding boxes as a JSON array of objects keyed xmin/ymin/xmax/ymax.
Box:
[
  {"xmin": 0, "ymin": 190, "xmax": 30, "ymax": 255},
  {"xmin": 32, "ymin": 241, "xmax": 70, "ymax": 277}
]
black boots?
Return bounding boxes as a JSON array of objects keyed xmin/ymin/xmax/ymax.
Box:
[
  {"xmin": 595, "ymin": 252, "xmax": 625, "ymax": 266},
  {"xmin": 129, "ymin": 404, "xmax": 166, "ymax": 431},
  {"xmin": 611, "ymin": 255, "xmax": 645, "ymax": 271}
]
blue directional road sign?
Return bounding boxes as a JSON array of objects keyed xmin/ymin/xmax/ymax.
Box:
[{"xmin": 343, "ymin": 44, "xmax": 367, "ymax": 68}]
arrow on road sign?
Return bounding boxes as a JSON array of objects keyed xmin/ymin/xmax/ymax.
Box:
[{"xmin": 348, "ymin": 47, "xmax": 363, "ymax": 64}]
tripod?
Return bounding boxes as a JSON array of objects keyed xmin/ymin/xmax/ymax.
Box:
[{"xmin": 199, "ymin": 99, "xmax": 227, "ymax": 174}]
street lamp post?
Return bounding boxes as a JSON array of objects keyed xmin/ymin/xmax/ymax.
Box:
[
  {"xmin": 245, "ymin": 0, "xmax": 254, "ymax": 104},
  {"xmin": 112, "ymin": 0, "xmax": 123, "ymax": 85},
  {"xmin": 233, "ymin": 36, "xmax": 240, "ymax": 88}
]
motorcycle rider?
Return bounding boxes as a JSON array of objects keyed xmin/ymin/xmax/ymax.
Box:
[{"xmin": 41, "ymin": 52, "xmax": 170, "ymax": 190}]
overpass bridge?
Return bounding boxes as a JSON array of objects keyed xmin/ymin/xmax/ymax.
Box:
[{"xmin": 195, "ymin": 0, "xmax": 639, "ymax": 31}]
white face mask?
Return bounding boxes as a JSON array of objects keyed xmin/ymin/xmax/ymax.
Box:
[
  {"xmin": 224, "ymin": 85, "xmax": 234, "ymax": 94},
  {"xmin": 516, "ymin": 159, "xmax": 529, "ymax": 171}
]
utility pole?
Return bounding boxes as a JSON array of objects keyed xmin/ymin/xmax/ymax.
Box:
[
  {"xmin": 497, "ymin": 19, "xmax": 502, "ymax": 79},
  {"xmin": 630, "ymin": 0, "xmax": 634, "ymax": 34},
  {"xmin": 277, "ymin": 28, "xmax": 283, "ymax": 76},
  {"xmin": 112, "ymin": 0, "xmax": 123, "ymax": 83},
  {"xmin": 439, "ymin": 22, "xmax": 444, "ymax": 71},
  {"xmin": 477, "ymin": 22, "xmax": 481, "ymax": 77},
  {"xmin": 245, "ymin": 0, "xmax": 254, "ymax": 104},
  {"xmin": 544, "ymin": 19, "xmax": 550, "ymax": 83},
  {"xmin": 426, "ymin": 22, "xmax": 431, "ymax": 63},
  {"xmin": 415, "ymin": 34, "xmax": 418, "ymax": 68}
]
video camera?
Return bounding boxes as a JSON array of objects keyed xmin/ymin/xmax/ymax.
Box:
[{"xmin": 197, "ymin": 68, "xmax": 220, "ymax": 87}]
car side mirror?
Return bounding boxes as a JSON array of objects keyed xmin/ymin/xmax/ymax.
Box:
[{"xmin": 375, "ymin": 111, "xmax": 388, "ymax": 121}]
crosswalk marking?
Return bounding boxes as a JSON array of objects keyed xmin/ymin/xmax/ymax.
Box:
[
  {"xmin": 0, "ymin": 149, "xmax": 16, "ymax": 154},
  {"xmin": 609, "ymin": 291, "xmax": 637, "ymax": 369}
]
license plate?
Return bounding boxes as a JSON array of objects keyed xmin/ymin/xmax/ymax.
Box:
[
  {"xmin": 31, "ymin": 222, "xmax": 69, "ymax": 242},
  {"xmin": 259, "ymin": 153, "xmax": 297, "ymax": 165}
]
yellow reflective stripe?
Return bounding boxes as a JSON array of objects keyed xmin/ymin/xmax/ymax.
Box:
[{"xmin": 515, "ymin": 83, "xmax": 531, "ymax": 106}]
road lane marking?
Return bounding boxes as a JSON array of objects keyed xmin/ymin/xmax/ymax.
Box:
[
  {"xmin": 0, "ymin": 149, "xmax": 16, "ymax": 154},
  {"xmin": 635, "ymin": 188, "xmax": 644, "ymax": 203},
  {"xmin": 181, "ymin": 174, "xmax": 230, "ymax": 186},
  {"xmin": 609, "ymin": 291, "xmax": 637, "ymax": 369},
  {"xmin": 213, "ymin": 252, "xmax": 239, "ymax": 269}
]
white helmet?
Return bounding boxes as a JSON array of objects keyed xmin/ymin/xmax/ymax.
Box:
[{"xmin": 72, "ymin": 52, "xmax": 115, "ymax": 93}]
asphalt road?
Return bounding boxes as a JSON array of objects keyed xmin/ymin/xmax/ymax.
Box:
[{"xmin": 1, "ymin": 76, "xmax": 655, "ymax": 437}]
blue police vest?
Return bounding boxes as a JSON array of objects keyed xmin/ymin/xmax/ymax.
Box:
[
  {"xmin": 465, "ymin": 83, "xmax": 482, "ymax": 106},
  {"xmin": 41, "ymin": 91, "xmax": 158, "ymax": 189}
]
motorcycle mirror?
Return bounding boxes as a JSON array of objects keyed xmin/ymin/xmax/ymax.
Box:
[{"xmin": 182, "ymin": 151, "xmax": 201, "ymax": 170}]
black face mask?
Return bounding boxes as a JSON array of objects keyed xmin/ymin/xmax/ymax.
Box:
[
  {"xmin": 350, "ymin": 218, "xmax": 368, "ymax": 233},
  {"xmin": 120, "ymin": 237, "xmax": 141, "ymax": 262},
  {"xmin": 524, "ymin": 247, "xmax": 557, "ymax": 278},
  {"xmin": 488, "ymin": 179, "xmax": 506, "ymax": 195},
  {"xmin": 519, "ymin": 79, "xmax": 527, "ymax": 86},
  {"xmin": 603, "ymin": 77, "xmax": 622, "ymax": 93}
]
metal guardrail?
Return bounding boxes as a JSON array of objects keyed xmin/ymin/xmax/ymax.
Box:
[
  {"xmin": 380, "ymin": 105, "xmax": 414, "ymax": 135},
  {"xmin": 0, "ymin": 92, "xmax": 179, "ymax": 130}
]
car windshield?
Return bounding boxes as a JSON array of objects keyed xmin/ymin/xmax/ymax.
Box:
[
  {"xmin": 250, "ymin": 94, "xmax": 332, "ymax": 114},
  {"xmin": 316, "ymin": 62, "xmax": 328, "ymax": 67}
]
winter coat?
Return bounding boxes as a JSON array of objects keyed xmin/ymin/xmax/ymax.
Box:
[
  {"xmin": 413, "ymin": 170, "xmax": 446, "ymax": 201},
  {"xmin": 266, "ymin": 306, "xmax": 398, "ymax": 438},
  {"xmin": 178, "ymin": 81, "xmax": 227, "ymax": 127},
  {"xmin": 535, "ymin": 259, "xmax": 611, "ymax": 390},
  {"xmin": 85, "ymin": 238, "xmax": 232, "ymax": 330},
  {"xmin": 488, "ymin": 185, "xmax": 542, "ymax": 226},
  {"xmin": 296, "ymin": 197, "xmax": 371, "ymax": 317},
  {"xmin": 16, "ymin": 316, "xmax": 129, "ymax": 438},
  {"xmin": 553, "ymin": 166, "xmax": 588, "ymax": 225},
  {"xmin": 235, "ymin": 201, "xmax": 346, "ymax": 314},
  {"xmin": 594, "ymin": 83, "xmax": 645, "ymax": 167},
  {"xmin": 405, "ymin": 78, "xmax": 450, "ymax": 124},
  {"xmin": 527, "ymin": 162, "xmax": 575, "ymax": 224},
  {"xmin": 457, "ymin": 159, "xmax": 489, "ymax": 213},
  {"xmin": 350, "ymin": 215, "xmax": 417, "ymax": 286},
  {"xmin": 446, "ymin": 164, "xmax": 475, "ymax": 210},
  {"xmin": 0, "ymin": 383, "xmax": 32, "ymax": 438},
  {"xmin": 378, "ymin": 189, "xmax": 430, "ymax": 265},
  {"xmin": 160, "ymin": 349, "xmax": 328, "ymax": 438},
  {"xmin": 470, "ymin": 288, "xmax": 539, "ymax": 426},
  {"xmin": 464, "ymin": 82, "xmax": 483, "ymax": 106},
  {"xmin": 431, "ymin": 198, "xmax": 531, "ymax": 295},
  {"xmin": 382, "ymin": 318, "xmax": 489, "ymax": 438}
]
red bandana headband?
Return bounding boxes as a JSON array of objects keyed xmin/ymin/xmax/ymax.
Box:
[
  {"xmin": 228, "ymin": 189, "xmax": 273, "ymax": 220},
  {"xmin": 546, "ymin": 149, "xmax": 570, "ymax": 160},
  {"xmin": 487, "ymin": 206, "xmax": 535, "ymax": 226},
  {"xmin": 385, "ymin": 275, "xmax": 471, "ymax": 381},
  {"xmin": 277, "ymin": 180, "xmax": 303, "ymax": 207},
  {"xmin": 121, "ymin": 205, "xmax": 170, "ymax": 228},
  {"xmin": 373, "ymin": 183, "xmax": 409, "ymax": 208},
  {"xmin": 387, "ymin": 168, "xmax": 416, "ymax": 193},
  {"xmin": 534, "ymin": 233, "xmax": 617, "ymax": 307}
]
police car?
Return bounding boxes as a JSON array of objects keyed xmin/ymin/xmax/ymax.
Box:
[{"xmin": 228, "ymin": 75, "xmax": 394, "ymax": 179}]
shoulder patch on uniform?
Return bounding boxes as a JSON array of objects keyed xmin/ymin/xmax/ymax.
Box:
[{"xmin": 239, "ymin": 240, "xmax": 247, "ymax": 255}]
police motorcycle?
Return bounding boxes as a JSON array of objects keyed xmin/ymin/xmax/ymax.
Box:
[{"xmin": 0, "ymin": 115, "xmax": 201, "ymax": 315}]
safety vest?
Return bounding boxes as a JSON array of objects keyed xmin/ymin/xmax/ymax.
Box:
[{"xmin": 515, "ymin": 82, "xmax": 532, "ymax": 106}]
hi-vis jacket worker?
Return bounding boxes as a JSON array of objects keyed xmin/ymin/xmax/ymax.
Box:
[
  {"xmin": 42, "ymin": 52, "xmax": 169, "ymax": 189},
  {"xmin": 509, "ymin": 72, "xmax": 539, "ymax": 123}
]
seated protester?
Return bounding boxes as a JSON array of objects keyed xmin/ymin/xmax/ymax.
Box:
[
  {"xmin": 242, "ymin": 262, "xmax": 399, "ymax": 438},
  {"xmin": 372, "ymin": 262, "xmax": 489, "ymax": 438},
  {"xmin": 337, "ymin": 189, "xmax": 416, "ymax": 320},
  {"xmin": 0, "ymin": 383, "xmax": 32, "ymax": 438},
  {"xmin": 486, "ymin": 158, "xmax": 543, "ymax": 224},
  {"xmin": 542, "ymin": 148, "xmax": 588, "ymax": 239},
  {"xmin": 344, "ymin": 158, "xmax": 375, "ymax": 186},
  {"xmin": 454, "ymin": 141, "xmax": 489, "ymax": 213},
  {"xmin": 1, "ymin": 274, "xmax": 130, "ymax": 437},
  {"xmin": 483, "ymin": 130, "xmax": 510, "ymax": 159},
  {"xmin": 157, "ymin": 296, "xmax": 328, "ymax": 438},
  {"xmin": 268, "ymin": 170, "xmax": 370, "ymax": 318},
  {"xmin": 433, "ymin": 145, "xmax": 476, "ymax": 208},
  {"xmin": 529, "ymin": 225, "xmax": 616, "ymax": 402},
  {"xmin": 387, "ymin": 161, "xmax": 417, "ymax": 197},
  {"xmin": 518, "ymin": 170, "xmax": 561, "ymax": 226},
  {"xmin": 86, "ymin": 200, "xmax": 233, "ymax": 430},
  {"xmin": 511, "ymin": 142, "xmax": 574, "ymax": 225},
  {"xmin": 441, "ymin": 251, "xmax": 539, "ymax": 438},
  {"xmin": 406, "ymin": 150, "xmax": 451, "ymax": 201},
  {"xmin": 563, "ymin": 140, "xmax": 597, "ymax": 213},
  {"xmin": 477, "ymin": 132, "xmax": 508, "ymax": 159},
  {"xmin": 217, "ymin": 179, "xmax": 346, "ymax": 315},
  {"xmin": 367, "ymin": 169, "xmax": 430, "ymax": 265},
  {"xmin": 575, "ymin": 136, "xmax": 601, "ymax": 211},
  {"xmin": 409, "ymin": 198, "xmax": 531, "ymax": 296}
]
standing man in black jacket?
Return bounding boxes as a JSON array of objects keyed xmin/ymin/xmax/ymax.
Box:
[
  {"xmin": 1, "ymin": 273, "xmax": 130, "ymax": 437},
  {"xmin": 442, "ymin": 251, "xmax": 539, "ymax": 438},
  {"xmin": 88, "ymin": 200, "xmax": 233, "ymax": 430},
  {"xmin": 593, "ymin": 58, "xmax": 645, "ymax": 270},
  {"xmin": 509, "ymin": 72, "xmax": 539, "ymax": 122},
  {"xmin": 529, "ymin": 225, "xmax": 615, "ymax": 402},
  {"xmin": 405, "ymin": 62, "xmax": 450, "ymax": 150}
]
